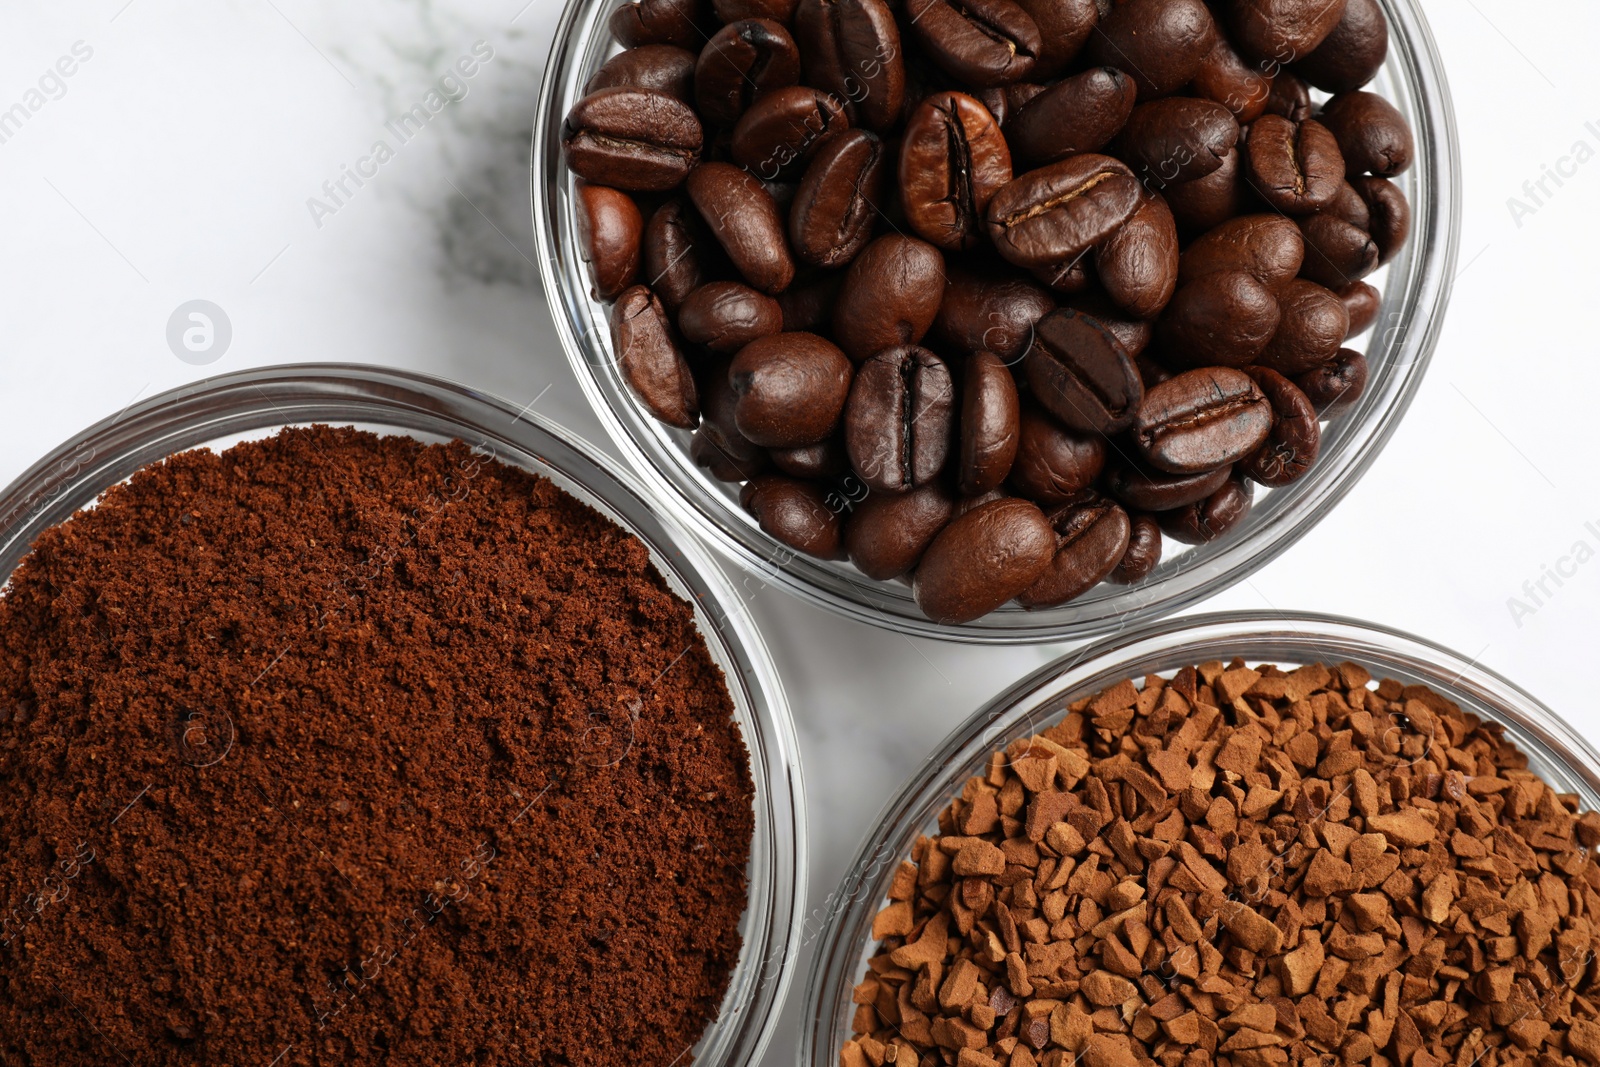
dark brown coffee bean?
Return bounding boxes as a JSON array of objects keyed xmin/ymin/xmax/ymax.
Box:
[
  {"xmin": 564, "ymin": 88, "xmax": 705, "ymax": 192},
  {"xmin": 1013, "ymin": 0, "xmax": 1098, "ymax": 78},
  {"xmin": 695, "ymin": 19, "xmax": 803, "ymax": 128},
  {"xmin": 1114, "ymin": 98, "xmax": 1241, "ymax": 190},
  {"xmin": 740, "ymin": 475, "xmax": 846, "ymax": 558},
  {"xmin": 958, "ymin": 351, "xmax": 1021, "ymax": 496},
  {"xmin": 974, "ymin": 83, "xmax": 1044, "ymax": 128},
  {"xmin": 730, "ymin": 331, "xmax": 853, "ymax": 446},
  {"xmin": 913, "ymin": 498, "xmax": 1056, "ymax": 624},
  {"xmin": 1105, "ymin": 460, "xmax": 1233, "ymax": 512},
  {"xmin": 1244, "ymin": 115, "xmax": 1344, "ymax": 215},
  {"xmin": 1064, "ymin": 292, "xmax": 1155, "ymax": 360},
  {"xmin": 1296, "ymin": 213, "xmax": 1379, "ymax": 289},
  {"xmin": 577, "ymin": 183, "xmax": 644, "ymax": 301},
  {"xmin": 642, "ymin": 198, "xmax": 724, "ymax": 313},
  {"xmin": 900, "ymin": 92, "xmax": 1014, "ymax": 251},
  {"xmin": 790, "ymin": 130, "xmax": 887, "ymax": 268},
  {"xmin": 1025, "ymin": 309, "xmax": 1143, "ymax": 434},
  {"xmin": 1256, "ymin": 279, "xmax": 1348, "ymax": 375},
  {"xmin": 794, "ymin": 0, "xmax": 905, "ymax": 132},
  {"xmin": 715, "ymin": 0, "xmax": 798, "ymax": 21},
  {"xmin": 1239, "ymin": 367, "xmax": 1319, "ymax": 487},
  {"xmin": 1265, "ymin": 72, "xmax": 1314, "ymax": 122},
  {"xmin": 1218, "ymin": 0, "xmax": 1347, "ymax": 66},
  {"xmin": 778, "ymin": 270, "xmax": 845, "ymax": 331},
  {"xmin": 1295, "ymin": 347, "xmax": 1368, "ymax": 414},
  {"xmin": 934, "ymin": 265, "xmax": 1055, "ymax": 365},
  {"xmin": 612, "ymin": 285, "xmax": 700, "ymax": 429},
  {"xmin": 905, "ymin": 0, "xmax": 1041, "ymax": 88},
  {"xmin": 1110, "ymin": 513, "xmax": 1163, "ymax": 584},
  {"xmin": 1017, "ymin": 495, "xmax": 1131, "ymax": 608},
  {"xmin": 1096, "ymin": 193, "xmax": 1179, "ymax": 320},
  {"xmin": 1337, "ymin": 280, "xmax": 1380, "ymax": 338},
  {"xmin": 1295, "ymin": 0, "xmax": 1388, "ymax": 94},
  {"xmin": 1132, "ymin": 366, "xmax": 1272, "ymax": 474},
  {"xmin": 731, "ymin": 85, "xmax": 851, "ymax": 180},
  {"xmin": 832, "ymin": 235, "xmax": 946, "ymax": 361},
  {"xmin": 692, "ymin": 429, "xmax": 763, "ymax": 480},
  {"xmin": 686, "ymin": 162, "xmax": 797, "ymax": 294},
  {"xmin": 986, "ymin": 155, "xmax": 1141, "ymax": 270},
  {"xmin": 1165, "ymin": 148, "xmax": 1250, "ymax": 236},
  {"xmin": 770, "ymin": 437, "xmax": 850, "ymax": 478},
  {"xmin": 1179, "ymin": 214, "xmax": 1305, "ymax": 291},
  {"xmin": 844, "ymin": 346, "xmax": 956, "ymax": 492},
  {"xmin": 1193, "ymin": 34, "xmax": 1272, "ymax": 123},
  {"xmin": 1157, "ymin": 271, "xmax": 1281, "ymax": 368},
  {"xmin": 1085, "ymin": 0, "xmax": 1217, "ymax": 99},
  {"xmin": 679, "ymin": 281, "xmax": 785, "ymax": 351},
  {"xmin": 1158, "ymin": 475, "xmax": 1253, "ymax": 545},
  {"xmin": 1005, "ymin": 67, "xmax": 1136, "ymax": 167},
  {"xmin": 694, "ymin": 357, "xmax": 769, "ymax": 480},
  {"xmin": 610, "ymin": 0, "xmax": 707, "ymax": 49},
  {"xmin": 1008, "ymin": 404, "xmax": 1105, "ymax": 505},
  {"xmin": 1352, "ymin": 176, "xmax": 1411, "ymax": 264},
  {"xmin": 586, "ymin": 45, "xmax": 698, "ymax": 103},
  {"xmin": 845, "ymin": 483, "xmax": 957, "ymax": 579},
  {"xmin": 1319, "ymin": 91, "xmax": 1413, "ymax": 178},
  {"xmin": 1321, "ymin": 180, "xmax": 1372, "ymax": 231}
]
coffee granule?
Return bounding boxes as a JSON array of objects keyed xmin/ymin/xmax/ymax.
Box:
[
  {"xmin": 847, "ymin": 660, "xmax": 1600, "ymax": 1067},
  {"xmin": 0, "ymin": 425, "xmax": 754, "ymax": 1066}
]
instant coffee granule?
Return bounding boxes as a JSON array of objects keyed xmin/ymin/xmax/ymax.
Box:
[
  {"xmin": 0, "ymin": 426, "xmax": 754, "ymax": 1066},
  {"xmin": 846, "ymin": 661, "xmax": 1600, "ymax": 1067}
]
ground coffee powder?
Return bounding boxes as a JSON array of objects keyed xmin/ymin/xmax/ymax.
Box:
[{"xmin": 0, "ymin": 425, "xmax": 754, "ymax": 1065}]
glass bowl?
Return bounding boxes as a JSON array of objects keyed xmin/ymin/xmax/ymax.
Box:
[
  {"xmin": 801, "ymin": 610, "xmax": 1600, "ymax": 1065},
  {"xmin": 533, "ymin": 0, "xmax": 1462, "ymax": 643},
  {"xmin": 0, "ymin": 364, "xmax": 807, "ymax": 1067}
]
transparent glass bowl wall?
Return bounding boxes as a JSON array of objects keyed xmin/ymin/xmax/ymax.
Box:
[
  {"xmin": 533, "ymin": 0, "xmax": 1462, "ymax": 643},
  {"xmin": 0, "ymin": 365, "xmax": 807, "ymax": 1067},
  {"xmin": 801, "ymin": 611, "xmax": 1600, "ymax": 1065}
]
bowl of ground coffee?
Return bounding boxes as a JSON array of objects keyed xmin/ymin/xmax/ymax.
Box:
[
  {"xmin": 0, "ymin": 365, "xmax": 805, "ymax": 1067},
  {"xmin": 805, "ymin": 611, "xmax": 1600, "ymax": 1067}
]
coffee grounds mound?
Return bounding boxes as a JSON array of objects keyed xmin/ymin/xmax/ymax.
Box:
[
  {"xmin": 0, "ymin": 426, "xmax": 754, "ymax": 1066},
  {"xmin": 848, "ymin": 660, "xmax": 1600, "ymax": 1067}
]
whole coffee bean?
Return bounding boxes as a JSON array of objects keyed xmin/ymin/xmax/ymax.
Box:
[
  {"xmin": 679, "ymin": 281, "xmax": 785, "ymax": 351},
  {"xmin": 901, "ymin": 93, "xmax": 1014, "ymax": 251},
  {"xmin": 1096, "ymin": 193, "xmax": 1179, "ymax": 321},
  {"xmin": 716, "ymin": 0, "xmax": 797, "ymax": 20},
  {"xmin": 1295, "ymin": 347, "xmax": 1368, "ymax": 414},
  {"xmin": 1244, "ymin": 115, "xmax": 1344, "ymax": 215},
  {"xmin": 1013, "ymin": 0, "xmax": 1098, "ymax": 79},
  {"xmin": 1352, "ymin": 176, "xmax": 1411, "ymax": 264},
  {"xmin": 695, "ymin": 19, "xmax": 803, "ymax": 128},
  {"xmin": 1110, "ymin": 513, "xmax": 1163, "ymax": 584},
  {"xmin": 1296, "ymin": 0, "xmax": 1388, "ymax": 94},
  {"xmin": 1179, "ymin": 214, "xmax": 1305, "ymax": 291},
  {"xmin": 1132, "ymin": 367, "xmax": 1272, "ymax": 474},
  {"xmin": 1005, "ymin": 67, "xmax": 1137, "ymax": 167},
  {"xmin": 1025, "ymin": 309, "xmax": 1144, "ymax": 435},
  {"xmin": 1219, "ymin": 0, "xmax": 1348, "ymax": 66},
  {"xmin": 1193, "ymin": 35, "xmax": 1273, "ymax": 123},
  {"xmin": 576, "ymin": 183, "xmax": 644, "ymax": 300},
  {"xmin": 1265, "ymin": 71, "xmax": 1314, "ymax": 122},
  {"xmin": 586, "ymin": 44, "xmax": 698, "ymax": 103},
  {"xmin": 1296, "ymin": 213, "xmax": 1379, "ymax": 289},
  {"xmin": 934, "ymin": 265, "xmax": 1055, "ymax": 365},
  {"xmin": 1064, "ymin": 292, "xmax": 1155, "ymax": 359},
  {"xmin": 1256, "ymin": 279, "xmax": 1348, "ymax": 375},
  {"xmin": 1105, "ymin": 460, "xmax": 1233, "ymax": 512},
  {"xmin": 1337, "ymin": 280, "xmax": 1380, "ymax": 338},
  {"xmin": 686, "ymin": 162, "xmax": 797, "ymax": 294},
  {"xmin": 564, "ymin": 87, "xmax": 705, "ymax": 192},
  {"xmin": 1165, "ymin": 148, "xmax": 1250, "ymax": 235},
  {"xmin": 694, "ymin": 357, "xmax": 769, "ymax": 480},
  {"xmin": 610, "ymin": 0, "xmax": 707, "ymax": 49},
  {"xmin": 1017, "ymin": 495, "xmax": 1131, "ymax": 609},
  {"xmin": 770, "ymin": 437, "xmax": 850, "ymax": 478},
  {"xmin": 1009, "ymin": 404, "xmax": 1106, "ymax": 505},
  {"xmin": 794, "ymin": 0, "xmax": 905, "ymax": 132},
  {"xmin": 1158, "ymin": 475, "xmax": 1253, "ymax": 545},
  {"xmin": 1085, "ymin": 0, "xmax": 1217, "ymax": 99},
  {"xmin": 1240, "ymin": 367, "xmax": 1320, "ymax": 487},
  {"xmin": 986, "ymin": 154, "xmax": 1141, "ymax": 270},
  {"xmin": 790, "ymin": 130, "xmax": 887, "ymax": 268},
  {"xmin": 730, "ymin": 332, "xmax": 854, "ymax": 446},
  {"xmin": 845, "ymin": 483, "xmax": 957, "ymax": 579},
  {"xmin": 778, "ymin": 270, "xmax": 845, "ymax": 331},
  {"xmin": 1114, "ymin": 98, "xmax": 1241, "ymax": 190},
  {"xmin": 913, "ymin": 498, "xmax": 1056, "ymax": 624},
  {"xmin": 1157, "ymin": 271, "xmax": 1281, "ymax": 368},
  {"xmin": 1319, "ymin": 91, "xmax": 1413, "ymax": 178},
  {"xmin": 643, "ymin": 198, "xmax": 725, "ymax": 313},
  {"xmin": 740, "ymin": 475, "xmax": 846, "ymax": 558},
  {"xmin": 832, "ymin": 235, "xmax": 946, "ymax": 361},
  {"xmin": 958, "ymin": 351, "xmax": 1022, "ymax": 495},
  {"xmin": 693, "ymin": 429, "xmax": 764, "ymax": 480},
  {"xmin": 731, "ymin": 85, "xmax": 851, "ymax": 179},
  {"xmin": 612, "ymin": 285, "xmax": 700, "ymax": 429},
  {"xmin": 905, "ymin": 0, "xmax": 1041, "ymax": 89},
  {"xmin": 844, "ymin": 346, "xmax": 956, "ymax": 492},
  {"xmin": 1322, "ymin": 180, "xmax": 1372, "ymax": 231}
]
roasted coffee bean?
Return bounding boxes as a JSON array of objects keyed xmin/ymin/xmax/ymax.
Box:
[
  {"xmin": 692, "ymin": 429, "xmax": 761, "ymax": 480},
  {"xmin": 1193, "ymin": 35, "xmax": 1273, "ymax": 123},
  {"xmin": 958, "ymin": 351, "xmax": 1021, "ymax": 495},
  {"xmin": 1105, "ymin": 460, "xmax": 1233, "ymax": 512},
  {"xmin": 1064, "ymin": 292, "xmax": 1154, "ymax": 359},
  {"xmin": 844, "ymin": 346, "xmax": 956, "ymax": 492},
  {"xmin": 1025, "ymin": 309, "xmax": 1143, "ymax": 435},
  {"xmin": 1256, "ymin": 278, "xmax": 1348, "ymax": 375},
  {"xmin": 612, "ymin": 285, "xmax": 700, "ymax": 429},
  {"xmin": 695, "ymin": 19, "xmax": 803, "ymax": 128},
  {"xmin": 1319, "ymin": 91, "xmax": 1413, "ymax": 177},
  {"xmin": 974, "ymin": 83, "xmax": 1046, "ymax": 128},
  {"xmin": 1295, "ymin": 347, "xmax": 1368, "ymax": 414},
  {"xmin": 1165, "ymin": 148, "xmax": 1250, "ymax": 235},
  {"xmin": 1244, "ymin": 115, "xmax": 1344, "ymax": 215},
  {"xmin": 1114, "ymin": 98, "xmax": 1241, "ymax": 190},
  {"xmin": 832, "ymin": 235, "xmax": 946, "ymax": 361},
  {"xmin": 1296, "ymin": 0, "xmax": 1388, "ymax": 94},
  {"xmin": 1338, "ymin": 280, "xmax": 1380, "ymax": 338},
  {"xmin": 693, "ymin": 357, "xmax": 769, "ymax": 481},
  {"xmin": 564, "ymin": 87, "xmax": 705, "ymax": 192},
  {"xmin": 679, "ymin": 281, "xmax": 785, "ymax": 351},
  {"xmin": 609, "ymin": 0, "xmax": 707, "ymax": 49},
  {"xmin": 643, "ymin": 198, "xmax": 723, "ymax": 312},
  {"xmin": 934, "ymin": 265, "xmax": 1055, "ymax": 365},
  {"xmin": 740, "ymin": 475, "xmax": 846, "ymax": 558},
  {"xmin": 576, "ymin": 183, "xmax": 644, "ymax": 300},
  {"xmin": 900, "ymin": 92, "xmax": 1014, "ymax": 251},
  {"xmin": 1265, "ymin": 71, "xmax": 1314, "ymax": 122},
  {"xmin": 913, "ymin": 498, "xmax": 1056, "ymax": 624},
  {"xmin": 730, "ymin": 331, "xmax": 854, "ymax": 446},
  {"xmin": 1179, "ymin": 213, "xmax": 1305, "ymax": 291},
  {"xmin": 986, "ymin": 155, "xmax": 1141, "ymax": 270},
  {"xmin": 715, "ymin": 0, "xmax": 798, "ymax": 21},
  {"xmin": 790, "ymin": 130, "xmax": 887, "ymax": 268},
  {"xmin": 1005, "ymin": 67, "xmax": 1137, "ymax": 167},
  {"xmin": 794, "ymin": 0, "xmax": 905, "ymax": 132},
  {"xmin": 1297, "ymin": 212, "xmax": 1379, "ymax": 289},
  {"xmin": 905, "ymin": 0, "xmax": 1041, "ymax": 89},
  {"xmin": 1085, "ymin": 0, "xmax": 1217, "ymax": 99},
  {"xmin": 1157, "ymin": 271, "xmax": 1281, "ymax": 368},
  {"xmin": 1110, "ymin": 513, "xmax": 1163, "ymax": 584},
  {"xmin": 1158, "ymin": 475, "xmax": 1253, "ymax": 544},
  {"xmin": 1009, "ymin": 404, "xmax": 1106, "ymax": 505},
  {"xmin": 1013, "ymin": 0, "xmax": 1098, "ymax": 78},
  {"xmin": 1353, "ymin": 176, "xmax": 1411, "ymax": 264},
  {"xmin": 1218, "ymin": 0, "xmax": 1347, "ymax": 66},
  {"xmin": 778, "ymin": 270, "xmax": 845, "ymax": 331},
  {"xmin": 1017, "ymin": 495, "xmax": 1131, "ymax": 608},
  {"xmin": 1096, "ymin": 193, "xmax": 1179, "ymax": 321},
  {"xmin": 586, "ymin": 44, "xmax": 698, "ymax": 103},
  {"xmin": 1240, "ymin": 367, "xmax": 1320, "ymax": 487},
  {"xmin": 770, "ymin": 437, "xmax": 850, "ymax": 478},
  {"xmin": 1321, "ymin": 180, "xmax": 1372, "ymax": 231},
  {"xmin": 731, "ymin": 85, "xmax": 851, "ymax": 179},
  {"xmin": 686, "ymin": 162, "xmax": 797, "ymax": 294},
  {"xmin": 845, "ymin": 483, "xmax": 957, "ymax": 579},
  {"xmin": 1132, "ymin": 367, "xmax": 1272, "ymax": 474}
]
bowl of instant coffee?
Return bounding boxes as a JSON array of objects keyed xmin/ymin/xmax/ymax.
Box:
[
  {"xmin": 534, "ymin": 0, "xmax": 1461, "ymax": 641},
  {"xmin": 0, "ymin": 365, "xmax": 804, "ymax": 1067}
]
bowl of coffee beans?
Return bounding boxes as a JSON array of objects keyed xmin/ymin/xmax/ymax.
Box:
[
  {"xmin": 535, "ymin": 0, "xmax": 1460, "ymax": 640},
  {"xmin": 803, "ymin": 611, "xmax": 1600, "ymax": 1067}
]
